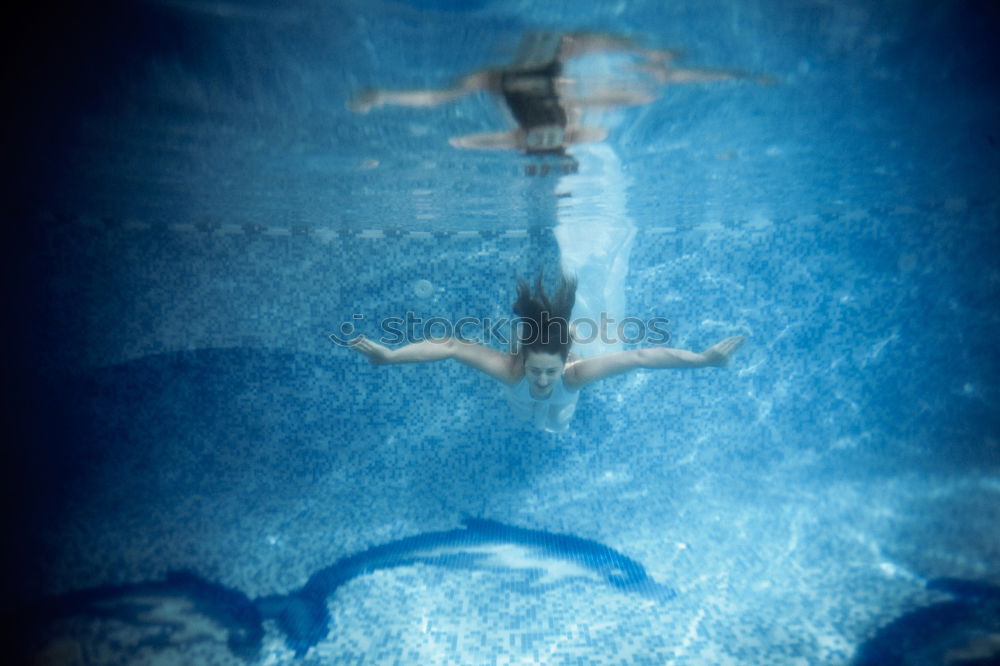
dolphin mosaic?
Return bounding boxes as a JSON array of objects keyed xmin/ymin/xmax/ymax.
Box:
[
  {"xmin": 853, "ymin": 577, "xmax": 1000, "ymax": 665},
  {"xmin": 12, "ymin": 570, "xmax": 264, "ymax": 664},
  {"xmin": 11, "ymin": 519, "xmax": 672, "ymax": 661},
  {"xmin": 257, "ymin": 517, "xmax": 676, "ymax": 656}
]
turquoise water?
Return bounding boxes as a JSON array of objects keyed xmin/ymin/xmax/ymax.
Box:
[{"xmin": 4, "ymin": 0, "xmax": 999, "ymax": 664}]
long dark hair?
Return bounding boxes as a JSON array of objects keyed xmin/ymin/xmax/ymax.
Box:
[{"xmin": 511, "ymin": 270, "xmax": 577, "ymax": 360}]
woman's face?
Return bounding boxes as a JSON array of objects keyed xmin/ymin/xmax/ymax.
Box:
[{"xmin": 523, "ymin": 350, "xmax": 565, "ymax": 398}]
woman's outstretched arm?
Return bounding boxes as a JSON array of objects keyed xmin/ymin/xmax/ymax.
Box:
[
  {"xmin": 348, "ymin": 335, "xmax": 521, "ymax": 385},
  {"xmin": 349, "ymin": 71, "xmax": 496, "ymax": 113},
  {"xmin": 563, "ymin": 336, "xmax": 744, "ymax": 390}
]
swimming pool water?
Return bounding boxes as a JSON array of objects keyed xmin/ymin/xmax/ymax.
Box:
[{"xmin": 4, "ymin": 0, "xmax": 999, "ymax": 664}]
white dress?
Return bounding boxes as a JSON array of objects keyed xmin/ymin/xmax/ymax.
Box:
[{"xmin": 504, "ymin": 376, "xmax": 580, "ymax": 433}]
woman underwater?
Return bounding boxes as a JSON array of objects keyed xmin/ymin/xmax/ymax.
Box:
[{"xmin": 349, "ymin": 272, "xmax": 744, "ymax": 432}]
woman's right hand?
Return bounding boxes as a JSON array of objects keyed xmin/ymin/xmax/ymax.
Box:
[{"xmin": 348, "ymin": 336, "xmax": 392, "ymax": 364}]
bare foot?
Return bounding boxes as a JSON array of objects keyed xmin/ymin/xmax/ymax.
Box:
[
  {"xmin": 348, "ymin": 89, "xmax": 380, "ymax": 114},
  {"xmin": 702, "ymin": 336, "xmax": 745, "ymax": 366},
  {"xmin": 348, "ymin": 335, "xmax": 392, "ymax": 364}
]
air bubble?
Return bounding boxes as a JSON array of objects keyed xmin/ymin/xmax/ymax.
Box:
[{"xmin": 413, "ymin": 279, "xmax": 434, "ymax": 299}]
